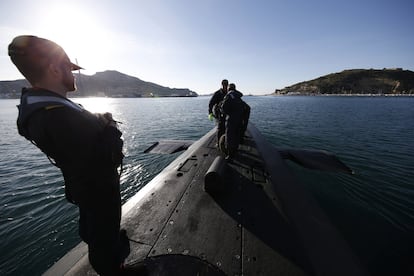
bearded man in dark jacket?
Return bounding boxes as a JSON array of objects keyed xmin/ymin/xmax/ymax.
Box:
[{"xmin": 9, "ymin": 35, "xmax": 129, "ymax": 275}]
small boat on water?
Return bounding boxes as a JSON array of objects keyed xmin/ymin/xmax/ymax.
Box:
[{"xmin": 44, "ymin": 123, "xmax": 366, "ymax": 276}]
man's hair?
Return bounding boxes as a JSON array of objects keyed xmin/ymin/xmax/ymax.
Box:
[
  {"xmin": 222, "ymin": 79, "xmax": 228, "ymax": 85},
  {"xmin": 229, "ymin": 83, "xmax": 236, "ymax": 90},
  {"xmin": 8, "ymin": 35, "xmax": 78, "ymax": 84}
]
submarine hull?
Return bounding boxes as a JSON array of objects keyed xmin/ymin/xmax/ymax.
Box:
[{"xmin": 44, "ymin": 123, "xmax": 365, "ymax": 276}]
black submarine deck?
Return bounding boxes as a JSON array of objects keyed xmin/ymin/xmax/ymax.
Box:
[{"xmin": 44, "ymin": 124, "xmax": 365, "ymax": 276}]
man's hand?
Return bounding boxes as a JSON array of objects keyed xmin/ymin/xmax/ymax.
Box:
[{"xmin": 96, "ymin": 112, "xmax": 117, "ymax": 127}]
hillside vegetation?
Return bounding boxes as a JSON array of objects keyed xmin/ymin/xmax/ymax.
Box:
[{"xmin": 275, "ymin": 69, "xmax": 414, "ymax": 95}]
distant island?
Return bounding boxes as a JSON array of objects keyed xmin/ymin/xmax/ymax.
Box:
[
  {"xmin": 274, "ymin": 68, "xmax": 414, "ymax": 96},
  {"xmin": 0, "ymin": 70, "xmax": 198, "ymax": 99}
]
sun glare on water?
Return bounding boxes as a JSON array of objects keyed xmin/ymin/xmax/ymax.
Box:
[{"xmin": 75, "ymin": 97, "xmax": 117, "ymax": 114}]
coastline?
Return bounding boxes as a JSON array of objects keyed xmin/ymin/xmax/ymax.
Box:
[
  {"xmin": 271, "ymin": 93, "xmax": 414, "ymax": 97},
  {"xmin": 2, "ymin": 93, "xmax": 414, "ymax": 99}
]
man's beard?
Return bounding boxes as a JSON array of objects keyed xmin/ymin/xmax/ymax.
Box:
[
  {"xmin": 62, "ymin": 73, "xmax": 76, "ymax": 92},
  {"xmin": 59, "ymin": 63, "xmax": 76, "ymax": 92}
]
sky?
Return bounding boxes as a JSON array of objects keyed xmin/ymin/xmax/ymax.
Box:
[{"xmin": 0, "ymin": 0, "xmax": 413, "ymax": 95}]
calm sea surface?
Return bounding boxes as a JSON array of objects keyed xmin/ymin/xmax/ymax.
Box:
[{"xmin": 0, "ymin": 96, "xmax": 413, "ymax": 275}]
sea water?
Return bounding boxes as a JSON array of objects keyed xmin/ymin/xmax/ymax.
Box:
[{"xmin": 0, "ymin": 96, "xmax": 413, "ymax": 275}]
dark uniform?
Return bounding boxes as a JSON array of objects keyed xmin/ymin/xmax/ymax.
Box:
[
  {"xmin": 208, "ymin": 88, "xmax": 227, "ymax": 143},
  {"xmin": 222, "ymin": 89, "xmax": 246, "ymax": 158},
  {"xmin": 240, "ymin": 100, "xmax": 251, "ymax": 142},
  {"xmin": 17, "ymin": 88, "xmax": 127, "ymax": 275}
]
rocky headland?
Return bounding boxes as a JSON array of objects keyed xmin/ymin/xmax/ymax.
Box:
[{"xmin": 274, "ymin": 68, "xmax": 414, "ymax": 96}]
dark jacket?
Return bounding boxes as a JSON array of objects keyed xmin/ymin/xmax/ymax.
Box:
[
  {"xmin": 208, "ymin": 88, "xmax": 227, "ymax": 117},
  {"xmin": 17, "ymin": 88, "xmax": 123, "ymax": 206},
  {"xmin": 222, "ymin": 89, "xmax": 244, "ymax": 119}
]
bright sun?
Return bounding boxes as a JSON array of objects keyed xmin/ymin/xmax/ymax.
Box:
[{"xmin": 37, "ymin": 3, "xmax": 112, "ymax": 74}]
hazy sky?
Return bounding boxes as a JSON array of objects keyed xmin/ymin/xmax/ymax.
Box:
[{"xmin": 1, "ymin": 0, "xmax": 413, "ymax": 95}]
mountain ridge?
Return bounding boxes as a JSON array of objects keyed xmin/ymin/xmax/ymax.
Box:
[{"xmin": 0, "ymin": 70, "xmax": 198, "ymax": 98}]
